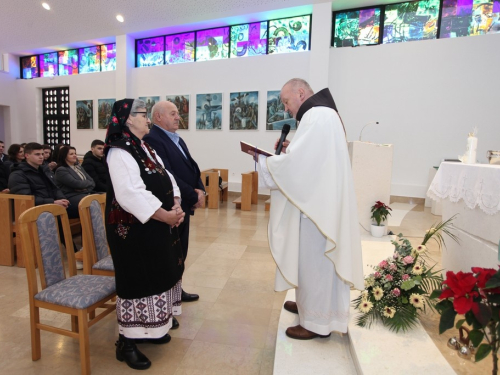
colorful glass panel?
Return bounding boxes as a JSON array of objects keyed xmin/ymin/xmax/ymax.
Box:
[
  {"xmin": 441, "ymin": 0, "xmax": 500, "ymax": 38},
  {"xmin": 58, "ymin": 50, "xmax": 79, "ymax": 75},
  {"xmin": 21, "ymin": 56, "xmax": 39, "ymax": 79},
  {"xmin": 268, "ymin": 15, "xmax": 311, "ymax": 54},
  {"xmin": 136, "ymin": 37, "xmax": 165, "ymax": 67},
  {"xmin": 101, "ymin": 43, "xmax": 117, "ymax": 71},
  {"xmin": 79, "ymin": 46, "xmax": 101, "ymax": 74},
  {"xmin": 165, "ymin": 32, "xmax": 195, "ymax": 64},
  {"xmin": 333, "ymin": 8, "xmax": 382, "ymax": 47},
  {"xmin": 39, "ymin": 53, "xmax": 58, "ymax": 77},
  {"xmin": 195, "ymin": 27, "xmax": 230, "ymax": 61},
  {"xmin": 230, "ymin": 22, "xmax": 268, "ymax": 58},
  {"xmin": 383, "ymin": 0, "xmax": 441, "ymax": 43}
]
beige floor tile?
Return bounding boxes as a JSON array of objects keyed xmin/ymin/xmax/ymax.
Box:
[
  {"xmin": 181, "ymin": 273, "xmax": 229, "ymax": 289},
  {"xmin": 207, "ymin": 302, "xmax": 272, "ymax": 327},
  {"xmin": 230, "ymin": 260, "xmax": 277, "ymax": 282},
  {"xmin": 224, "ymin": 277, "xmax": 277, "ymax": 294},
  {"xmin": 180, "ymin": 285, "xmax": 222, "ymax": 303},
  {"xmin": 195, "ymin": 320, "xmax": 268, "ymax": 349},
  {"xmin": 215, "ymin": 289, "xmax": 275, "ymax": 309},
  {"xmin": 202, "ymin": 243, "xmax": 247, "ymax": 260},
  {"xmin": 180, "ymin": 301, "xmax": 214, "ymax": 319},
  {"xmin": 259, "ymin": 348, "xmax": 275, "ymax": 375},
  {"xmin": 169, "ymin": 316, "xmax": 205, "ymax": 340}
]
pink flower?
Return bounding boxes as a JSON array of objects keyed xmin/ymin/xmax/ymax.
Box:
[
  {"xmin": 385, "ymin": 274, "xmax": 394, "ymax": 282},
  {"xmin": 392, "ymin": 288, "xmax": 401, "ymax": 297},
  {"xmin": 402, "ymin": 274, "xmax": 410, "ymax": 281},
  {"xmin": 403, "ymin": 256, "xmax": 414, "ymax": 265},
  {"xmin": 112, "ymin": 116, "xmax": 118, "ymax": 123},
  {"xmin": 393, "ymin": 253, "xmax": 399, "ymax": 259},
  {"xmin": 379, "ymin": 260, "xmax": 389, "ymax": 269},
  {"xmin": 374, "ymin": 272, "xmax": 382, "ymax": 279},
  {"xmin": 389, "ymin": 264, "xmax": 397, "ymax": 272}
]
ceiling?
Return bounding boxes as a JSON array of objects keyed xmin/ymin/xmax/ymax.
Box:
[{"xmin": 1, "ymin": 0, "xmax": 396, "ymax": 56}]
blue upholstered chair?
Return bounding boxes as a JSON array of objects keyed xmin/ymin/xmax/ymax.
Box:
[
  {"xmin": 78, "ymin": 194, "xmax": 115, "ymax": 276},
  {"xmin": 18, "ymin": 204, "xmax": 116, "ymax": 375}
]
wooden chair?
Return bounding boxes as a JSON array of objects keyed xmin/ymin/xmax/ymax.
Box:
[
  {"xmin": 78, "ymin": 194, "xmax": 114, "ymax": 276},
  {"xmin": 18, "ymin": 204, "xmax": 116, "ymax": 375},
  {"xmin": 200, "ymin": 168, "xmax": 229, "ymax": 209},
  {"xmin": 233, "ymin": 171, "xmax": 258, "ymax": 211}
]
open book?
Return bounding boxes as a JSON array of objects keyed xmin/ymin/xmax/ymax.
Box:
[{"xmin": 240, "ymin": 141, "xmax": 273, "ymax": 157}]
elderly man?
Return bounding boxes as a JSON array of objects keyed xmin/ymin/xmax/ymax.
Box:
[
  {"xmin": 250, "ymin": 78, "xmax": 364, "ymax": 340},
  {"xmin": 144, "ymin": 101, "xmax": 205, "ymax": 303}
]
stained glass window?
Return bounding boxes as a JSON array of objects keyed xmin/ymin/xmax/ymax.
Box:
[
  {"xmin": 441, "ymin": 0, "xmax": 500, "ymax": 38},
  {"xmin": 39, "ymin": 53, "xmax": 58, "ymax": 77},
  {"xmin": 58, "ymin": 50, "xmax": 79, "ymax": 75},
  {"xmin": 101, "ymin": 43, "xmax": 117, "ymax": 71},
  {"xmin": 333, "ymin": 8, "xmax": 382, "ymax": 47},
  {"xmin": 165, "ymin": 32, "xmax": 195, "ymax": 64},
  {"xmin": 383, "ymin": 0, "xmax": 441, "ymax": 43},
  {"xmin": 230, "ymin": 22, "xmax": 268, "ymax": 58},
  {"xmin": 21, "ymin": 56, "xmax": 39, "ymax": 79},
  {"xmin": 136, "ymin": 37, "xmax": 165, "ymax": 67},
  {"xmin": 79, "ymin": 46, "xmax": 101, "ymax": 74},
  {"xmin": 195, "ymin": 27, "xmax": 230, "ymax": 61},
  {"xmin": 268, "ymin": 15, "xmax": 311, "ymax": 54}
]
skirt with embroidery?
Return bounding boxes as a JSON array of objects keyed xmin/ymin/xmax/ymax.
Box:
[{"xmin": 117, "ymin": 280, "xmax": 182, "ymax": 339}]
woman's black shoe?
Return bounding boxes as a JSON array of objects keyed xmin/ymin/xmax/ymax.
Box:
[{"xmin": 116, "ymin": 334, "xmax": 151, "ymax": 370}]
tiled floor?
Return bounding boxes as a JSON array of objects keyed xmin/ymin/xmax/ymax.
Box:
[{"xmin": 0, "ymin": 197, "xmax": 492, "ymax": 374}]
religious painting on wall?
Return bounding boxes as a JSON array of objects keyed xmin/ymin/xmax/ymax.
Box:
[
  {"xmin": 76, "ymin": 100, "xmax": 93, "ymax": 129},
  {"xmin": 268, "ymin": 15, "xmax": 311, "ymax": 54},
  {"xmin": 440, "ymin": 0, "xmax": 500, "ymax": 38},
  {"xmin": 139, "ymin": 96, "xmax": 160, "ymax": 121},
  {"xmin": 333, "ymin": 7, "xmax": 382, "ymax": 47},
  {"xmin": 196, "ymin": 93, "xmax": 222, "ymax": 130},
  {"xmin": 165, "ymin": 32, "xmax": 195, "ymax": 64},
  {"xmin": 383, "ymin": 0, "xmax": 441, "ymax": 43},
  {"xmin": 101, "ymin": 43, "xmax": 117, "ymax": 71},
  {"xmin": 58, "ymin": 50, "xmax": 79, "ymax": 75},
  {"xmin": 229, "ymin": 91, "xmax": 258, "ymax": 130},
  {"xmin": 136, "ymin": 37, "xmax": 165, "ymax": 67},
  {"xmin": 230, "ymin": 22, "xmax": 268, "ymax": 58},
  {"xmin": 79, "ymin": 46, "xmax": 101, "ymax": 74},
  {"xmin": 166, "ymin": 95, "xmax": 190, "ymax": 129},
  {"xmin": 266, "ymin": 90, "xmax": 297, "ymax": 131},
  {"xmin": 21, "ymin": 56, "xmax": 39, "ymax": 79},
  {"xmin": 195, "ymin": 27, "xmax": 230, "ymax": 61},
  {"xmin": 97, "ymin": 99, "xmax": 115, "ymax": 129},
  {"xmin": 39, "ymin": 52, "xmax": 58, "ymax": 77}
]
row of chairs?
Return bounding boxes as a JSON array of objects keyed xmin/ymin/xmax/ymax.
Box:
[{"xmin": 18, "ymin": 194, "xmax": 116, "ymax": 375}]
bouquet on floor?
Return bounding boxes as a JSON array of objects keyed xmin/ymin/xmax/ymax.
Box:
[
  {"xmin": 352, "ymin": 217, "xmax": 458, "ymax": 332},
  {"xmin": 432, "ymin": 267, "xmax": 500, "ymax": 373}
]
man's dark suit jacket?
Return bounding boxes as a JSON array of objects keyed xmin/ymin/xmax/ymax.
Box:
[{"xmin": 144, "ymin": 125, "xmax": 204, "ymax": 215}]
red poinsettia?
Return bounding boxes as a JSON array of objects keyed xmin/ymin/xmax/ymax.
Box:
[{"xmin": 439, "ymin": 271, "xmax": 478, "ymax": 314}]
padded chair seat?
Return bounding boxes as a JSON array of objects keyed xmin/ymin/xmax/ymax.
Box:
[
  {"xmin": 92, "ymin": 255, "xmax": 115, "ymax": 271},
  {"xmin": 35, "ymin": 275, "xmax": 116, "ymax": 309}
]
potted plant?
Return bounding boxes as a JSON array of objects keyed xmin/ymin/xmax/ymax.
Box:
[{"xmin": 370, "ymin": 201, "xmax": 392, "ymax": 237}]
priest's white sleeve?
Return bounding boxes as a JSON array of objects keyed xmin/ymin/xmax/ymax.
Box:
[
  {"xmin": 257, "ymin": 154, "xmax": 278, "ymax": 190},
  {"xmin": 107, "ymin": 148, "xmax": 162, "ymax": 224}
]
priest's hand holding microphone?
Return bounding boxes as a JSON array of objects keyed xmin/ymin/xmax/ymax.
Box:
[{"xmin": 247, "ymin": 124, "xmax": 291, "ymax": 161}]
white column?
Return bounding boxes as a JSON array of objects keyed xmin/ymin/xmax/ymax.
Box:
[
  {"xmin": 115, "ymin": 34, "xmax": 135, "ymax": 99},
  {"xmin": 308, "ymin": 2, "xmax": 332, "ymax": 92}
]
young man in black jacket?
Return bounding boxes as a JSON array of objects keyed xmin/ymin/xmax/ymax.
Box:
[{"xmin": 82, "ymin": 139, "xmax": 108, "ymax": 192}]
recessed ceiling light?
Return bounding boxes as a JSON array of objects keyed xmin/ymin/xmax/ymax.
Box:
[
  {"xmin": 42, "ymin": 2, "xmax": 50, "ymax": 10},
  {"xmin": 116, "ymin": 15, "xmax": 124, "ymax": 22}
]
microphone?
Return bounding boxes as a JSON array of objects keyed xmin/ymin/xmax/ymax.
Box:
[
  {"xmin": 358, "ymin": 121, "xmax": 379, "ymax": 142},
  {"xmin": 275, "ymin": 124, "xmax": 291, "ymax": 155}
]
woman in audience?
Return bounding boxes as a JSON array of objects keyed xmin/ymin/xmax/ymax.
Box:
[
  {"xmin": 54, "ymin": 146, "xmax": 95, "ymax": 218},
  {"xmin": 7, "ymin": 143, "xmax": 25, "ymax": 163},
  {"xmin": 51, "ymin": 143, "xmax": 66, "ymax": 164},
  {"xmin": 104, "ymin": 99, "xmax": 184, "ymax": 370}
]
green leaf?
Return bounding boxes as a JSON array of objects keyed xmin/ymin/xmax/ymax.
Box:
[
  {"xmin": 469, "ymin": 330, "xmax": 484, "ymax": 348},
  {"xmin": 401, "ymin": 279, "xmax": 416, "ymax": 290},
  {"xmin": 474, "ymin": 343, "xmax": 492, "ymax": 363},
  {"xmin": 435, "ymin": 299, "xmax": 452, "ymax": 313},
  {"xmin": 455, "ymin": 319, "xmax": 466, "ymax": 329},
  {"xmin": 485, "ymin": 272, "xmax": 500, "ymax": 289},
  {"xmin": 473, "ymin": 303, "xmax": 492, "ymax": 327},
  {"xmin": 439, "ymin": 307, "xmax": 457, "ymax": 334},
  {"xmin": 487, "ymin": 294, "xmax": 500, "ymax": 305},
  {"xmin": 415, "ymin": 276, "xmax": 422, "ymax": 282},
  {"xmin": 430, "ymin": 289, "xmax": 443, "ymax": 299},
  {"xmin": 401, "ymin": 297, "xmax": 408, "ymax": 304}
]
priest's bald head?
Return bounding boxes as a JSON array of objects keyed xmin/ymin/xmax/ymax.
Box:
[{"xmin": 280, "ymin": 78, "xmax": 314, "ymax": 119}]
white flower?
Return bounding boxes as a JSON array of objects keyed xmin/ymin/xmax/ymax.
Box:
[
  {"xmin": 359, "ymin": 300, "xmax": 373, "ymax": 313},
  {"xmin": 383, "ymin": 306, "xmax": 396, "ymax": 318},
  {"xmin": 412, "ymin": 264, "xmax": 423, "ymax": 275},
  {"xmin": 372, "ymin": 287, "xmax": 384, "ymax": 301},
  {"xmin": 417, "ymin": 245, "xmax": 427, "ymax": 254},
  {"xmin": 361, "ymin": 290, "xmax": 369, "ymax": 300},
  {"xmin": 364, "ymin": 278, "xmax": 375, "ymax": 288},
  {"xmin": 409, "ymin": 293, "xmax": 425, "ymax": 309}
]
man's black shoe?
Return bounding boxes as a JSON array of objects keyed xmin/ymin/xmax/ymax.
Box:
[
  {"xmin": 135, "ymin": 333, "xmax": 171, "ymax": 345},
  {"xmin": 172, "ymin": 316, "xmax": 179, "ymax": 330},
  {"xmin": 181, "ymin": 290, "xmax": 199, "ymax": 302}
]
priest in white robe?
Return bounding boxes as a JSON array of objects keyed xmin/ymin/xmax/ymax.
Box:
[{"xmin": 252, "ymin": 78, "xmax": 364, "ymax": 340}]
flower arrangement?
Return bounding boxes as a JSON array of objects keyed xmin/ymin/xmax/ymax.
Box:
[
  {"xmin": 370, "ymin": 201, "xmax": 392, "ymax": 226},
  {"xmin": 353, "ymin": 217, "xmax": 458, "ymax": 332},
  {"xmin": 432, "ymin": 267, "xmax": 500, "ymax": 374}
]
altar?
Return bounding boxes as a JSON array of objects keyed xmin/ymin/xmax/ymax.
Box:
[{"xmin": 427, "ymin": 162, "xmax": 500, "ymax": 272}]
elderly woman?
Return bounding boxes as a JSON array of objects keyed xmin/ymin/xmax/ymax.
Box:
[
  {"xmin": 54, "ymin": 146, "xmax": 95, "ymax": 219},
  {"xmin": 104, "ymin": 99, "xmax": 185, "ymax": 370}
]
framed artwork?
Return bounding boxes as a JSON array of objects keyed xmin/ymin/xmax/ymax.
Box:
[
  {"xmin": 268, "ymin": 15, "xmax": 311, "ymax": 54},
  {"xmin": 39, "ymin": 52, "xmax": 58, "ymax": 77},
  {"xmin": 266, "ymin": 90, "xmax": 296, "ymax": 131},
  {"xmin": 383, "ymin": 0, "xmax": 441, "ymax": 43},
  {"xmin": 79, "ymin": 46, "xmax": 101, "ymax": 74},
  {"xmin": 195, "ymin": 27, "xmax": 230, "ymax": 61},
  {"xmin": 136, "ymin": 37, "xmax": 165, "ymax": 67},
  {"xmin": 139, "ymin": 96, "xmax": 160, "ymax": 121},
  {"xmin": 165, "ymin": 32, "xmax": 195, "ymax": 64},
  {"xmin": 440, "ymin": 0, "xmax": 500, "ymax": 38},
  {"xmin": 58, "ymin": 50, "xmax": 79, "ymax": 76},
  {"xmin": 97, "ymin": 99, "xmax": 115, "ymax": 129},
  {"xmin": 166, "ymin": 95, "xmax": 190, "ymax": 129},
  {"xmin": 229, "ymin": 91, "xmax": 258, "ymax": 130},
  {"xmin": 196, "ymin": 93, "xmax": 222, "ymax": 130},
  {"xmin": 76, "ymin": 100, "xmax": 93, "ymax": 129},
  {"xmin": 230, "ymin": 22, "xmax": 268, "ymax": 58},
  {"xmin": 333, "ymin": 7, "xmax": 382, "ymax": 47},
  {"xmin": 101, "ymin": 43, "xmax": 117, "ymax": 71},
  {"xmin": 21, "ymin": 56, "xmax": 39, "ymax": 79}
]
